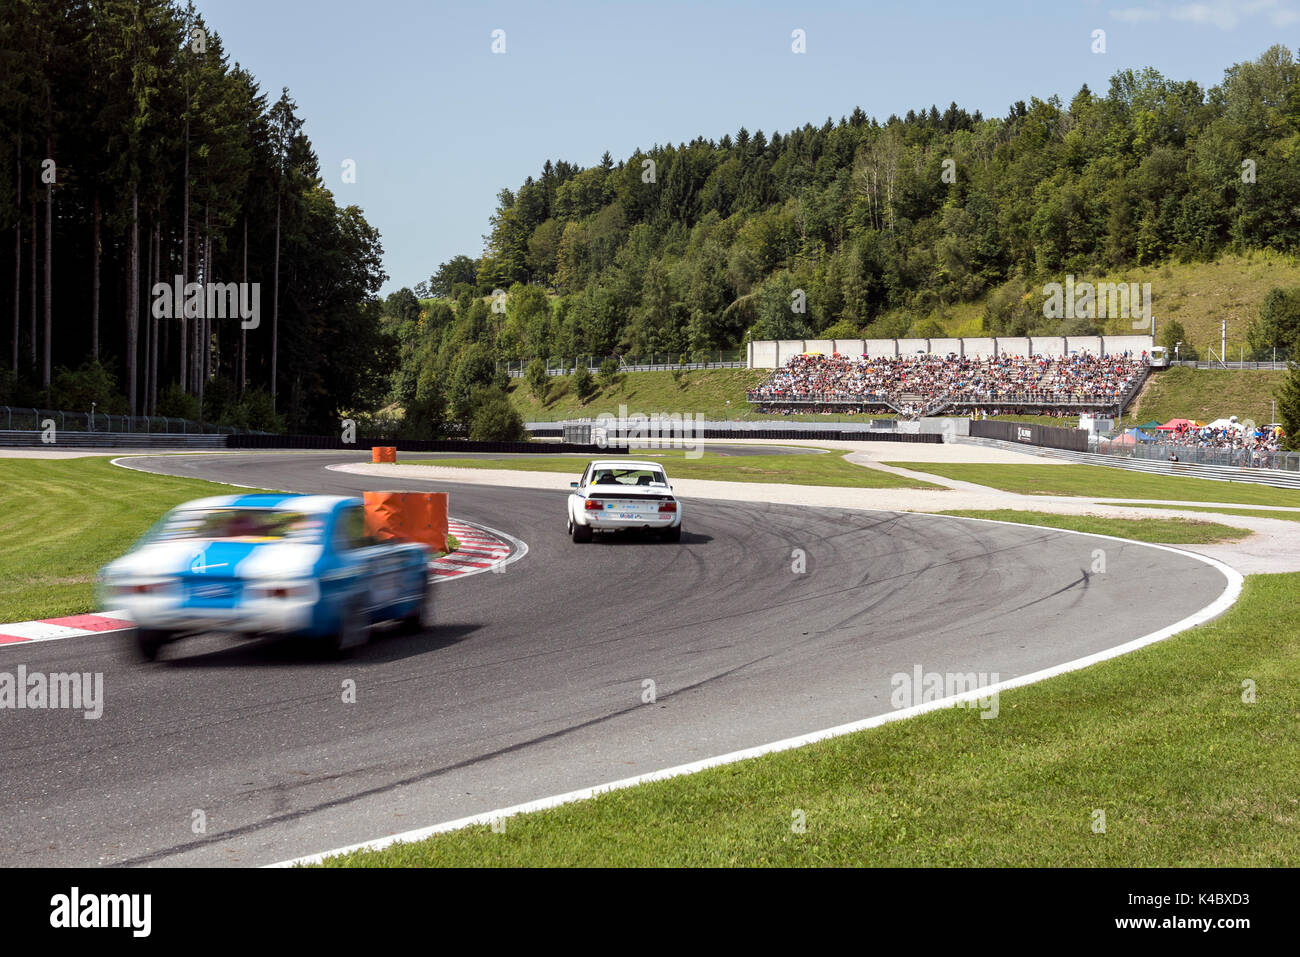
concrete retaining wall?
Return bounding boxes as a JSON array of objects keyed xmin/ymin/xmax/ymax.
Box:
[
  {"xmin": 1101, "ymin": 335, "xmax": 1155, "ymax": 356},
  {"xmin": 1029, "ymin": 336, "xmax": 1065, "ymax": 356},
  {"xmin": 929, "ymin": 338, "xmax": 963, "ymax": 356},
  {"xmin": 1065, "ymin": 335, "xmax": 1102, "ymax": 355}
]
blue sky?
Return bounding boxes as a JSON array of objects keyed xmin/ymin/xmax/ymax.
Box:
[{"xmin": 198, "ymin": 0, "xmax": 1300, "ymax": 295}]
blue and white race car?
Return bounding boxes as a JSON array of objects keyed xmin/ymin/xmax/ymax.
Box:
[{"xmin": 97, "ymin": 493, "xmax": 435, "ymax": 659}]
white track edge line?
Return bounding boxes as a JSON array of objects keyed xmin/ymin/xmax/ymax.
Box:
[{"xmin": 269, "ymin": 519, "xmax": 1243, "ymax": 867}]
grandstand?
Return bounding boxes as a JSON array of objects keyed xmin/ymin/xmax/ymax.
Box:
[{"xmin": 747, "ymin": 352, "xmax": 1150, "ymax": 419}]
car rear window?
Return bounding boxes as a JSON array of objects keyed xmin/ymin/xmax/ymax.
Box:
[
  {"xmin": 151, "ymin": 508, "xmax": 324, "ymax": 543},
  {"xmin": 590, "ymin": 468, "xmax": 667, "ymax": 486}
]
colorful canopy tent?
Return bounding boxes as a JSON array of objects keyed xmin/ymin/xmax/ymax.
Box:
[
  {"xmin": 1157, "ymin": 417, "xmax": 1195, "ymax": 430},
  {"xmin": 1138, "ymin": 420, "xmax": 1162, "ymax": 429},
  {"xmin": 1106, "ymin": 428, "xmax": 1156, "ymax": 446},
  {"xmin": 1205, "ymin": 417, "xmax": 1244, "ymax": 431}
]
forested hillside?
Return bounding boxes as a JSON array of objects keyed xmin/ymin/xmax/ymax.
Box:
[
  {"xmin": 0, "ymin": 0, "xmax": 390, "ymax": 431},
  {"xmin": 406, "ymin": 45, "xmax": 1299, "ymax": 368}
]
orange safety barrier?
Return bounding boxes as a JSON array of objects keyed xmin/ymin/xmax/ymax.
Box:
[
  {"xmin": 363, "ymin": 491, "xmax": 449, "ymax": 553},
  {"xmin": 371, "ymin": 446, "xmax": 397, "ymax": 463}
]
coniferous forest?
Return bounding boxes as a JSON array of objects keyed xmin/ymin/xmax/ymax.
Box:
[{"xmin": 0, "ymin": 0, "xmax": 388, "ymax": 431}]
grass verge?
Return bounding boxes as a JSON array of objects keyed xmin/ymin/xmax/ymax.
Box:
[
  {"xmin": 409, "ymin": 449, "xmax": 941, "ymax": 489},
  {"xmin": 935, "ymin": 509, "xmax": 1250, "ymax": 544},
  {"xmin": 318, "ymin": 567, "xmax": 1297, "ymax": 867},
  {"xmin": 1105, "ymin": 503, "xmax": 1300, "ymax": 523},
  {"xmin": 0, "ymin": 457, "xmax": 237, "ymax": 621},
  {"xmin": 882, "ymin": 461, "xmax": 1300, "ymax": 508}
]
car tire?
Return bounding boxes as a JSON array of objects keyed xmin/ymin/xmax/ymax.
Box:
[
  {"xmin": 398, "ymin": 575, "xmax": 435, "ymax": 635},
  {"xmin": 331, "ymin": 595, "xmax": 371, "ymax": 655},
  {"xmin": 572, "ymin": 521, "xmax": 593, "ymax": 543},
  {"xmin": 135, "ymin": 628, "xmax": 172, "ymax": 661},
  {"xmin": 661, "ymin": 524, "xmax": 682, "ymax": 543}
]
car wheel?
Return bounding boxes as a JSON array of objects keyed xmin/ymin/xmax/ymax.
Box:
[
  {"xmin": 398, "ymin": 575, "xmax": 435, "ymax": 635},
  {"xmin": 572, "ymin": 521, "xmax": 593, "ymax": 543},
  {"xmin": 661, "ymin": 524, "xmax": 681, "ymax": 543},
  {"xmin": 135, "ymin": 628, "xmax": 172, "ymax": 661},
  {"xmin": 331, "ymin": 595, "xmax": 371, "ymax": 654}
]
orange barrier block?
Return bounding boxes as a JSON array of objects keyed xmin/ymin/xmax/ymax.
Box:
[
  {"xmin": 371, "ymin": 446, "xmax": 397, "ymax": 463},
  {"xmin": 363, "ymin": 491, "xmax": 449, "ymax": 553}
]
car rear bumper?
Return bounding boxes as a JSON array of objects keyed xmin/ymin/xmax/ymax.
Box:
[
  {"xmin": 116, "ymin": 598, "xmax": 316, "ymax": 635},
  {"xmin": 579, "ymin": 513, "xmax": 680, "ymax": 530}
]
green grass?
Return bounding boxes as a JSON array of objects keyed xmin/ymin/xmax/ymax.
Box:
[
  {"xmin": 434, "ymin": 534, "xmax": 461, "ymax": 559},
  {"xmin": 1111, "ymin": 503, "xmax": 1300, "ymax": 523},
  {"xmin": 1132, "ymin": 366, "xmax": 1287, "ymax": 426},
  {"xmin": 319, "ymin": 571, "xmax": 1300, "ymax": 867},
  {"xmin": 936, "ymin": 509, "xmax": 1251, "ymax": 544},
  {"xmin": 410, "ymin": 448, "xmax": 941, "ymax": 489},
  {"xmin": 882, "ymin": 461, "xmax": 1300, "ymax": 507},
  {"xmin": 0, "ymin": 457, "xmax": 238, "ymax": 621},
  {"xmin": 510, "ymin": 368, "xmax": 769, "ymax": 422}
]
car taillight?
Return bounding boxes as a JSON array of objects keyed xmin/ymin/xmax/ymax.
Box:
[
  {"xmin": 659, "ymin": 501, "xmax": 677, "ymax": 513},
  {"xmin": 131, "ymin": 583, "xmax": 163, "ymax": 594},
  {"xmin": 584, "ymin": 499, "xmax": 602, "ymax": 510},
  {"xmin": 261, "ymin": 583, "xmax": 311, "ymax": 599}
]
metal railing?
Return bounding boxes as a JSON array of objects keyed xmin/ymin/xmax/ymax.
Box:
[
  {"xmin": 1098, "ymin": 438, "xmax": 1300, "ymax": 472},
  {"xmin": 745, "ymin": 389, "xmax": 1132, "ymax": 416},
  {"xmin": 961, "ymin": 435, "xmax": 1300, "ymax": 489},
  {"xmin": 941, "ymin": 391, "xmax": 1128, "ymax": 409},
  {"xmin": 0, "ymin": 406, "xmax": 236, "ymax": 434},
  {"xmin": 1177, "ymin": 360, "xmax": 1290, "ymax": 370}
]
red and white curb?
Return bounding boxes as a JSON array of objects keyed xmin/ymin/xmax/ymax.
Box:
[
  {"xmin": 432, "ymin": 519, "xmax": 525, "ymax": 581},
  {"xmin": 0, "ymin": 518, "xmax": 526, "ymax": 649},
  {"xmin": 0, "ymin": 613, "xmax": 133, "ymax": 646}
]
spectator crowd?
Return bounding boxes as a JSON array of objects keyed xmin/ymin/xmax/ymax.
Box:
[
  {"xmin": 748, "ymin": 352, "xmax": 1147, "ymax": 417},
  {"xmin": 1158, "ymin": 422, "xmax": 1282, "ymax": 453}
]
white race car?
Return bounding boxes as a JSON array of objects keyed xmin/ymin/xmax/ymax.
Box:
[{"xmin": 566, "ymin": 459, "xmax": 682, "ymax": 542}]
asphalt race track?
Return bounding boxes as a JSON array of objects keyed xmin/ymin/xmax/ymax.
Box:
[{"xmin": 0, "ymin": 451, "xmax": 1229, "ymax": 866}]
